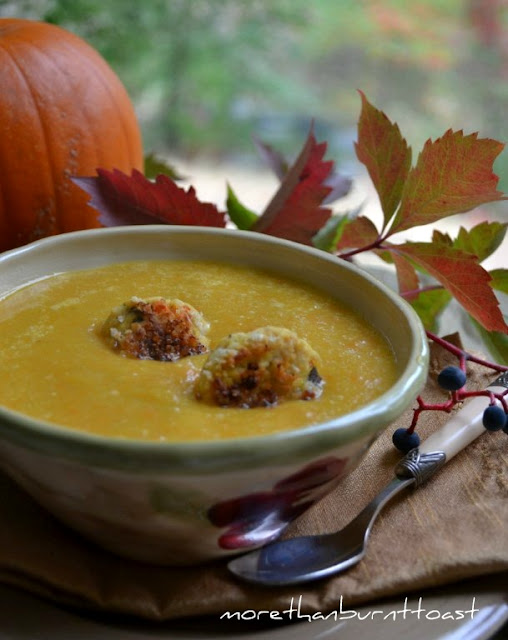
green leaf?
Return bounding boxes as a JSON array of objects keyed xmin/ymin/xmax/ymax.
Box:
[
  {"xmin": 410, "ymin": 288, "xmax": 452, "ymax": 332},
  {"xmin": 453, "ymin": 221, "xmax": 507, "ymax": 262},
  {"xmin": 490, "ymin": 269, "xmax": 508, "ymax": 294},
  {"xmin": 432, "ymin": 229, "xmax": 453, "ymax": 247},
  {"xmin": 143, "ymin": 153, "xmax": 184, "ymax": 180},
  {"xmin": 355, "ymin": 91, "xmax": 412, "ymax": 229},
  {"xmin": 375, "ymin": 249, "xmax": 394, "ymax": 264},
  {"xmin": 470, "ymin": 316, "xmax": 508, "ymax": 365},
  {"xmin": 312, "ymin": 213, "xmax": 350, "ymax": 252},
  {"xmin": 389, "ymin": 130, "xmax": 506, "ymax": 234},
  {"xmin": 226, "ymin": 183, "xmax": 258, "ymax": 230}
]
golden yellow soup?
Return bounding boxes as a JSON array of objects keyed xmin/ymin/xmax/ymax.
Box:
[{"xmin": 0, "ymin": 260, "xmax": 397, "ymax": 441}]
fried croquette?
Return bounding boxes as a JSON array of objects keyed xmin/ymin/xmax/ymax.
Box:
[
  {"xmin": 194, "ymin": 326, "xmax": 324, "ymax": 408},
  {"xmin": 102, "ymin": 297, "xmax": 210, "ymax": 361}
]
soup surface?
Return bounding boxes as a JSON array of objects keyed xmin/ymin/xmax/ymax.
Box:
[{"xmin": 0, "ymin": 260, "xmax": 398, "ymax": 441}]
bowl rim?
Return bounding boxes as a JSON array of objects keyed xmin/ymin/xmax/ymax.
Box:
[{"xmin": 0, "ymin": 225, "xmax": 429, "ymax": 473}]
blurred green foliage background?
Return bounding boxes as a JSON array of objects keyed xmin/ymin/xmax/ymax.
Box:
[{"xmin": 1, "ymin": 0, "xmax": 507, "ymax": 190}]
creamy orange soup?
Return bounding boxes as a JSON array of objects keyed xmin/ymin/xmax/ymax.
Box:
[{"xmin": 0, "ymin": 260, "xmax": 397, "ymax": 441}]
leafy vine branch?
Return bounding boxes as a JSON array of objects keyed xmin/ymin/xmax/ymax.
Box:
[{"xmin": 73, "ymin": 90, "xmax": 508, "ymax": 442}]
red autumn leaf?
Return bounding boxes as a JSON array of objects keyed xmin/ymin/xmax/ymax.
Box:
[
  {"xmin": 74, "ymin": 168, "xmax": 227, "ymax": 228},
  {"xmin": 392, "ymin": 241, "xmax": 508, "ymax": 333},
  {"xmin": 389, "ymin": 130, "xmax": 506, "ymax": 234},
  {"xmin": 254, "ymin": 136, "xmax": 352, "ymax": 205},
  {"xmin": 355, "ymin": 90, "xmax": 412, "ymax": 229},
  {"xmin": 251, "ymin": 129, "xmax": 334, "ymax": 245},
  {"xmin": 431, "ymin": 229, "xmax": 453, "ymax": 246},
  {"xmin": 389, "ymin": 252, "xmax": 420, "ymax": 300},
  {"xmin": 336, "ymin": 216, "xmax": 379, "ymax": 252}
]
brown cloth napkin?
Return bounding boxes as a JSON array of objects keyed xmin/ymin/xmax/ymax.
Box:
[{"xmin": 0, "ymin": 335, "xmax": 506, "ymax": 621}]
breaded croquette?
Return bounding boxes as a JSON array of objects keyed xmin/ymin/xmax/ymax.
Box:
[
  {"xmin": 102, "ymin": 297, "xmax": 210, "ymax": 361},
  {"xmin": 194, "ymin": 326, "xmax": 324, "ymax": 408}
]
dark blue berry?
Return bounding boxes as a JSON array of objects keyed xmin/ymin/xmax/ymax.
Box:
[
  {"xmin": 503, "ymin": 418, "xmax": 508, "ymax": 435},
  {"xmin": 392, "ymin": 427, "xmax": 421, "ymax": 453},
  {"xmin": 482, "ymin": 405, "xmax": 507, "ymax": 432},
  {"xmin": 437, "ymin": 366, "xmax": 466, "ymax": 391}
]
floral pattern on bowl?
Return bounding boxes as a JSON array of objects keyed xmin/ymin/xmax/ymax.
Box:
[{"xmin": 209, "ymin": 456, "xmax": 348, "ymax": 549}]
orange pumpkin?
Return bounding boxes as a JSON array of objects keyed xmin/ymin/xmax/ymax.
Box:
[{"xmin": 0, "ymin": 18, "xmax": 143, "ymax": 252}]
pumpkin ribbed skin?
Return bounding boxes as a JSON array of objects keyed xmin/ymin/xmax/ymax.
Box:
[{"xmin": 0, "ymin": 18, "xmax": 143, "ymax": 251}]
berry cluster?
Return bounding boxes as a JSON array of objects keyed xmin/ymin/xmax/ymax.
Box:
[
  {"xmin": 392, "ymin": 338, "xmax": 508, "ymax": 454},
  {"xmin": 437, "ymin": 365, "xmax": 508, "ymax": 432}
]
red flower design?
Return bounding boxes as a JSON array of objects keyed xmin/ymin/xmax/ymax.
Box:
[{"xmin": 208, "ymin": 456, "xmax": 348, "ymax": 549}]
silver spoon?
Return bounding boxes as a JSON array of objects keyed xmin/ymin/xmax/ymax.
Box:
[{"xmin": 228, "ymin": 373, "xmax": 508, "ymax": 586}]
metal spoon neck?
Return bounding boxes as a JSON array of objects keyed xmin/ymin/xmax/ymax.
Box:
[{"xmin": 395, "ymin": 448, "xmax": 447, "ymax": 487}]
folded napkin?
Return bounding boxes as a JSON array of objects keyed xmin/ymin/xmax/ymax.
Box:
[{"xmin": 0, "ymin": 335, "xmax": 506, "ymax": 621}]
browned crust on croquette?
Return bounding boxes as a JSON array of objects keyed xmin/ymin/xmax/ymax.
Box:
[
  {"xmin": 194, "ymin": 327, "xmax": 323, "ymax": 408},
  {"xmin": 104, "ymin": 298, "xmax": 209, "ymax": 361}
]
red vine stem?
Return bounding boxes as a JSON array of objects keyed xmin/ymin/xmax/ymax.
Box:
[
  {"xmin": 426, "ymin": 330, "xmax": 508, "ymax": 373},
  {"xmin": 407, "ymin": 388, "xmax": 508, "ymax": 434},
  {"xmin": 336, "ymin": 236, "xmax": 389, "ymax": 260},
  {"xmin": 402, "ymin": 284, "xmax": 443, "ymax": 298}
]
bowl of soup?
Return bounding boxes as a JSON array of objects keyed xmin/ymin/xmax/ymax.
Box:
[{"xmin": 0, "ymin": 226, "xmax": 428, "ymax": 564}]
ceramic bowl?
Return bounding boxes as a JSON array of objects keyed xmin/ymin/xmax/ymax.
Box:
[{"xmin": 0, "ymin": 226, "xmax": 428, "ymax": 565}]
